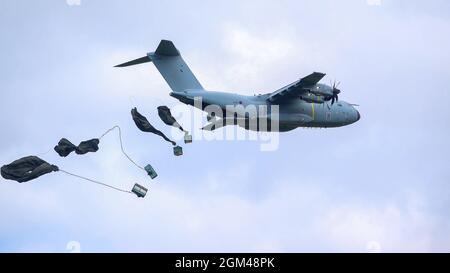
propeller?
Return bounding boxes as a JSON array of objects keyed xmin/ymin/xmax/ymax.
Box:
[{"xmin": 330, "ymin": 80, "xmax": 341, "ymax": 105}]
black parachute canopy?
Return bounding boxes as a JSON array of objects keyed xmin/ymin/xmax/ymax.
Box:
[
  {"xmin": 77, "ymin": 139, "xmax": 100, "ymax": 154},
  {"xmin": 1, "ymin": 156, "xmax": 59, "ymax": 183},
  {"xmin": 54, "ymin": 138, "xmax": 100, "ymax": 157},
  {"xmin": 54, "ymin": 138, "xmax": 76, "ymax": 157},
  {"xmin": 131, "ymin": 107, "xmax": 176, "ymax": 146},
  {"xmin": 157, "ymin": 105, "xmax": 186, "ymax": 133}
]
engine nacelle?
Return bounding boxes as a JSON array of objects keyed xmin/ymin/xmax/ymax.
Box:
[
  {"xmin": 306, "ymin": 83, "xmax": 334, "ymax": 97},
  {"xmin": 300, "ymin": 92, "xmax": 325, "ymax": 103}
]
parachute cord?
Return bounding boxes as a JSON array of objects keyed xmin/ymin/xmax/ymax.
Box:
[
  {"xmin": 99, "ymin": 125, "xmax": 145, "ymax": 171},
  {"xmin": 59, "ymin": 169, "xmax": 131, "ymax": 194},
  {"xmin": 99, "ymin": 126, "xmax": 118, "ymax": 139},
  {"xmin": 129, "ymin": 96, "xmax": 136, "ymax": 109}
]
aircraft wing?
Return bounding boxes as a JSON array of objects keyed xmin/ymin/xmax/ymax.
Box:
[{"xmin": 267, "ymin": 72, "xmax": 326, "ymax": 102}]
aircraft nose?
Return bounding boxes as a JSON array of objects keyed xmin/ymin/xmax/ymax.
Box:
[{"xmin": 356, "ymin": 110, "xmax": 360, "ymax": 121}]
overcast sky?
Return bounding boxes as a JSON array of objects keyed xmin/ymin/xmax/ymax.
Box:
[{"xmin": 1, "ymin": 0, "xmax": 449, "ymax": 252}]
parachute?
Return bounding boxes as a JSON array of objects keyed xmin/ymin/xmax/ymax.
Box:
[
  {"xmin": 54, "ymin": 138, "xmax": 100, "ymax": 157},
  {"xmin": 1, "ymin": 155, "xmax": 147, "ymax": 198},
  {"xmin": 157, "ymin": 105, "xmax": 192, "ymax": 144},
  {"xmin": 131, "ymin": 107, "xmax": 184, "ymax": 156},
  {"xmin": 2, "ymin": 105, "xmax": 193, "ymax": 198},
  {"xmin": 131, "ymin": 107, "xmax": 176, "ymax": 146},
  {"xmin": 157, "ymin": 106, "xmax": 185, "ymax": 132},
  {"xmin": 1, "ymin": 156, "xmax": 58, "ymax": 183},
  {"xmin": 51, "ymin": 125, "xmax": 157, "ymax": 178},
  {"xmin": 1, "ymin": 124, "xmax": 159, "ymax": 198}
]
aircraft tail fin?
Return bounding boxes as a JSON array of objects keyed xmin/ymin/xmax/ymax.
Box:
[
  {"xmin": 115, "ymin": 40, "xmax": 204, "ymax": 92},
  {"xmin": 155, "ymin": 40, "xmax": 180, "ymax": 56}
]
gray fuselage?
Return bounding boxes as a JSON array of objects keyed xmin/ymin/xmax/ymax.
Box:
[{"xmin": 170, "ymin": 89, "xmax": 360, "ymax": 132}]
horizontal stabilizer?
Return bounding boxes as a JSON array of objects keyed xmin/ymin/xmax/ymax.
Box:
[{"xmin": 114, "ymin": 56, "xmax": 151, "ymax": 67}]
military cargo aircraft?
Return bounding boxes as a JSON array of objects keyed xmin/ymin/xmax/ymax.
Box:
[{"xmin": 116, "ymin": 40, "xmax": 360, "ymax": 132}]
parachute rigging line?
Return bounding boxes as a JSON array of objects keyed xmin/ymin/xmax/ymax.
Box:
[
  {"xmin": 99, "ymin": 125, "xmax": 145, "ymax": 171},
  {"xmin": 59, "ymin": 169, "xmax": 131, "ymax": 194}
]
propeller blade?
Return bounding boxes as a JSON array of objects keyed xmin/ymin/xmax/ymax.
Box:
[{"xmin": 326, "ymin": 78, "xmax": 342, "ymax": 105}]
